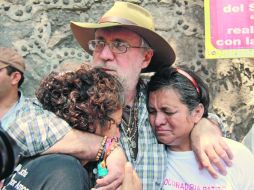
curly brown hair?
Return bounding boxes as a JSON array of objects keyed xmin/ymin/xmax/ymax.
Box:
[{"xmin": 36, "ymin": 65, "xmax": 124, "ymax": 133}]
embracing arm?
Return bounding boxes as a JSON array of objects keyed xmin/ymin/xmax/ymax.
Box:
[
  {"xmin": 43, "ymin": 129, "xmax": 102, "ymax": 161},
  {"xmin": 190, "ymin": 115, "xmax": 233, "ymax": 178}
]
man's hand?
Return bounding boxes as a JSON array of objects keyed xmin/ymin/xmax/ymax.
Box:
[
  {"xmin": 191, "ymin": 118, "xmax": 233, "ymax": 178},
  {"xmin": 121, "ymin": 162, "xmax": 142, "ymax": 190},
  {"xmin": 94, "ymin": 147, "xmax": 126, "ymax": 190}
]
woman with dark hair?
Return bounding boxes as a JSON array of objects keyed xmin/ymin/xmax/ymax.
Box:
[{"xmin": 147, "ymin": 67, "xmax": 254, "ymax": 190}]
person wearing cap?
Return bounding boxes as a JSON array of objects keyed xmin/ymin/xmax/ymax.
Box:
[
  {"xmin": 1, "ymin": 2, "xmax": 233, "ymax": 190},
  {"xmin": 0, "ymin": 47, "xmax": 26, "ymax": 189},
  {"xmin": 0, "ymin": 47, "xmax": 26, "ymax": 129}
]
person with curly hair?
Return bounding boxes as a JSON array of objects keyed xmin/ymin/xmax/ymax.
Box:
[{"xmin": 36, "ymin": 65, "xmax": 124, "ymax": 138}]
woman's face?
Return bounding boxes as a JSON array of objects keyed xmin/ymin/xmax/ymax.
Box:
[
  {"xmin": 148, "ymin": 88, "xmax": 203, "ymax": 151},
  {"xmin": 95, "ymin": 108, "xmax": 123, "ymax": 138}
]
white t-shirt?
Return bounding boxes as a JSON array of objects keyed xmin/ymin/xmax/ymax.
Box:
[
  {"xmin": 242, "ymin": 125, "xmax": 254, "ymax": 154},
  {"xmin": 163, "ymin": 138, "xmax": 254, "ymax": 190}
]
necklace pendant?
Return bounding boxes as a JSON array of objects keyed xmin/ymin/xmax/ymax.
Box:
[
  {"xmin": 127, "ymin": 128, "xmax": 131, "ymax": 135},
  {"xmin": 130, "ymin": 149, "xmax": 134, "ymax": 158},
  {"xmin": 131, "ymin": 140, "xmax": 136, "ymax": 148}
]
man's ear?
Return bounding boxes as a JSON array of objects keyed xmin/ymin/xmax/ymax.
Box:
[
  {"xmin": 142, "ymin": 49, "xmax": 154, "ymax": 69},
  {"xmin": 192, "ymin": 103, "xmax": 204, "ymax": 123},
  {"xmin": 10, "ymin": 72, "xmax": 21, "ymax": 86}
]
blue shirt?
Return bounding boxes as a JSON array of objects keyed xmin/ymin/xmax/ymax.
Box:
[{"xmin": 1, "ymin": 91, "xmax": 25, "ymax": 130}]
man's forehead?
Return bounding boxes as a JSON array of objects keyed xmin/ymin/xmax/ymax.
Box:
[{"xmin": 95, "ymin": 28, "xmax": 141, "ymax": 40}]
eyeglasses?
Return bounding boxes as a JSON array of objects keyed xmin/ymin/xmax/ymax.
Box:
[{"xmin": 88, "ymin": 39, "xmax": 149, "ymax": 54}]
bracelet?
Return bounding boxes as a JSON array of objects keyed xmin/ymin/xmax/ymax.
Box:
[{"xmin": 95, "ymin": 136, "xmax": 107, "ymax": 161}]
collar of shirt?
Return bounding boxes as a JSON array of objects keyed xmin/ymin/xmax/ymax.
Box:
[{"xmin": 1, "ymin": 90, "xmax": 25, "ymax": 130}]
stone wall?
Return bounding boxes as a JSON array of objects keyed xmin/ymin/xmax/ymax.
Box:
[{"xmin": 1, "ymin": 0, "xmax": 253, "ymax": 141}]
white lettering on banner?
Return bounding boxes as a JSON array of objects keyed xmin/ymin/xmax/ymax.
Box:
[
  {"xmin": 227, "ymin": 26, "xmax": 254, "ymax": 35},
  {"xmin": 249, "ymin": 3, "xmax": 254, "ymax": 11},
  {"xmin": 223, "ymin": 4, "xmax": 244, "ymax": 13},
  {"xmin": 216, "ymin": 39, "xmax": 241, "ymax": 46},
  {"xmin": 246, "ymin": 37, "xmax": 254, "ymax": 45}
]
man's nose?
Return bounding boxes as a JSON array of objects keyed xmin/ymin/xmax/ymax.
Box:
[{"xmin": 98, "ymin": 44, "xmax": 114, "ymax": 61}]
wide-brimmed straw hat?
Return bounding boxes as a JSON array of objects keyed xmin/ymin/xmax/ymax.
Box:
[
  {"xmin": 0, "ymin": 47, "xmax": 25, "ymax": 73},
  {"xmin": 70, "ymin": 1, "xmax": 175, "ymax": 73}
]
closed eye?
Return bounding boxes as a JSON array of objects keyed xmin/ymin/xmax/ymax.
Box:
[{"xmin": 162, "ymin": 108, "xmax": 176, "ymax": 116}]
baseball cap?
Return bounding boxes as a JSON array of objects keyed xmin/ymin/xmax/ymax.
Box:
[{"xmin": 0, "ymin": 47, "xmax": 25, "ymax": 73}]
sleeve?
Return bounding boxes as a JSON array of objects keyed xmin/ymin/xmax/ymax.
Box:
[
  {"xmin": 6, "ymin": 100, "xmax": 72, "ymax": 157},
  {"xmin": 207, "ymin": 113, "xmax": 226, "ymax": 137}
]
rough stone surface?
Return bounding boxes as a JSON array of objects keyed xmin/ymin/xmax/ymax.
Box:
[{"xmin": 0, "ymin": 0, "xmax": 253, "ymax": 141}]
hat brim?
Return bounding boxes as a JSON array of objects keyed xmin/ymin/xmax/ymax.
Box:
[
  {"xmin": 70, "ymin": 22, "xmax": 175, "ymax": 73},
  {"xmin": 0, "ymin": 62, "xmax": 8, "ymax": 70}
]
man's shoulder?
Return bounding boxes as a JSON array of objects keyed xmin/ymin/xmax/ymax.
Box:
[
  {"xmin": 12, "ymin": 97, "xmax": 70, "ymax": 132},
  {"xmin": 18, "ymin": 97, "xmax": 57, "ymax": 119},
  {"xmin": 22, "ymin": 97, "xmax": 44, "ymax": 111}
]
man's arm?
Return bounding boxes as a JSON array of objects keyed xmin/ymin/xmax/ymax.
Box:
[
  {"xmin": 43, "ymin": 129, "xmax": 102, "ymax": 160},
  {"xmin": 7, "ymin": 99, "xmax": 112, "ymax": 161},
  {"xmin": 191, "ymin": 117, "xmax": 233, "ymax": 178}
]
